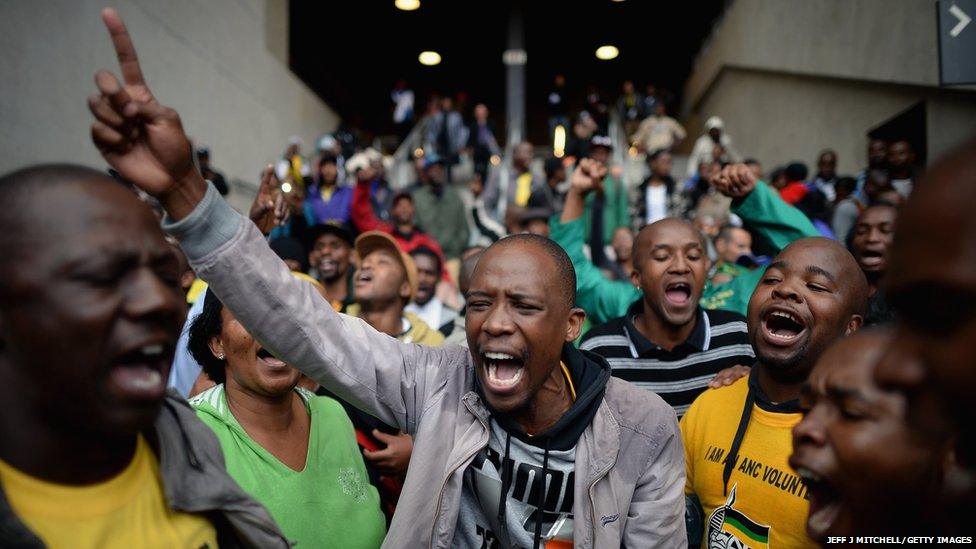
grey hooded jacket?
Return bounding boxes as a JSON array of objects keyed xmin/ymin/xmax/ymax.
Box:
[
  {"xmin": 165, "ymin": 184, "xmax": 686, "ymax": 548},
  {"xmin": 0, "ymin": 394, "xmax": 289, "ymax": 548}
]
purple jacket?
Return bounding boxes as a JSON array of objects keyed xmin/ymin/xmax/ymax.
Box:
[{"xmin": 306, "ymin": 183, "xmax": 353, "ymax": 225}]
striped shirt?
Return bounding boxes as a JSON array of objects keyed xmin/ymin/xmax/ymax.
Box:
[{"xmin": 580, "ymin": 300, "xmax": 755, "ymax": 417}]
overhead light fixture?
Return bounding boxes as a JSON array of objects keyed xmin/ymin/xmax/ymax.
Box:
[
  {"xmin": 395, "ymin": 0, "xmax": 420, "ymax": 11},
  {"xmin": 418, "ymin": 51, "xmax": 441, "ymax": 66},
  {"xmin": 553, "ymin": 125, "xmax": 566, "ymax": 158},
  {"xmin": 595, "ymin": 45, "xmax": 619, "ymax": 60}
]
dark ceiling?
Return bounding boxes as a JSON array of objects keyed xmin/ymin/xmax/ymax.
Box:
[{"xmin": 290, "ymin": 0, "xmax": 726, "ymax": 144}]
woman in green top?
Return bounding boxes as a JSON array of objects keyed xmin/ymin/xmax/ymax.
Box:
[{"xmin": 187, "ymin": 289, "xmax": 386, "ymax": 548}]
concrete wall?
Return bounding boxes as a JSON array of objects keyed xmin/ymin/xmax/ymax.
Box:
[
  {"xmin": 683, "ymin": 0, "xmax": 976, "ymax": 173},
  {"xmin": 0, "ymin": 0, "xmax": 338, "ymax": 212},
  {"xmin": 690, "ymin": 67, "xmax": 976, "ymax": 174}
]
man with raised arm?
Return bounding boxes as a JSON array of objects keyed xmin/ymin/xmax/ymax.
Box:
[{"xmin": 86, "ymin": 9, "xmax": 685, "ymax": 548}]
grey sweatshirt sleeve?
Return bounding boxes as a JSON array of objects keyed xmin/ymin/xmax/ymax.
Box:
[
  {"xmin": 163, "ymin": 184, "xmax": 457, "ymax": 433},
  {"xmin": 622, "ymin": 415, "xmax": 687, "ymax": 548}
]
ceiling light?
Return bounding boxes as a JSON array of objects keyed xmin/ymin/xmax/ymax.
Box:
[
  {"xmin": 418, "ymin": 51, "xmax": 441, "ymax": 66},
  {"xmin": 395, "ymin": 0, "xmax": 420, "ymax": 11},
  {"xmin": 595, "ymin": 45, "xmax": 619, "ymax": 60}
]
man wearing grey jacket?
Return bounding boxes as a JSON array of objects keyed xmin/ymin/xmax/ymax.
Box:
[{"xmin": 87, "ymin": 8, "xmax": 686, "ymax": 548}]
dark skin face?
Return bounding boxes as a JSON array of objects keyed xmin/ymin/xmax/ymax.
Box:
[
  {"xmin": 309, "ymin": 233, "xmax": 351, "ymax": 282},
  {"xmin": 391, "ymin": 196, "xmax": 415, "ymax": 227},
  {"xmin": 850, "ymin": 206, "xmax": 896, "ymax": 279},
  {"xmin": 0, "ymin": 180, "xmax": 185, "ymax": 483},
  {"xmin": 354, "ymin": 249, "xmax": 411, "ymax": 308},
  {"xmin": 210, "ymin": 307, "xmax": 302, "ymax": 399},
  {"xmin": 649, "ymin": 152, "xmax": 672, "ymax": 179},
  {"xmin": 863, "ymin": 170, "xmax": 892, "ymax": 203},
  {"xmin": 868, "ymin": 139, "xmax": 887, "ymax": 167},
  {"xmin": 513, "ymin": 143, "xmax": 534, "ymax": 172},
  {"xmin": 817, "ymin": 152, "xmax": 837, "ymax": 179},
  {"xmin": 875, "ymin": 144, "xmax": 976, "ymax": 468},
  {"xmin": 589, "ymin": 147, "xmax": 610, "ymax": 166},
  {"xmin": 747, "ymin": 239, "xmax": 865, "ymax": 401},
  {"xmin": 631, "ymin": 220, "xmax": 707, "ymax": 341},
  {"xmin": 318, "ymin": 161, "xmax": 338, "ymax": 186},
  {"xmin": 790, "ymin": 330, "xmax": 948, "ymax": 541},
  {"xmin": 888, "ymin": 141, "xmax": 913, "ymax": 170},
  {"xmin": 412, "ymin": 253, "xmax": 439, "ymax": 306},
  {"xmin": 465, "ymin": 241, "xmax": 583, "ymax": 434}
]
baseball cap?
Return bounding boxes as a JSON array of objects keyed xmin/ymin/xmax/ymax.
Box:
[
  {"xmin": 354, "ymin": 231, "xmax": 419, "ymax": 302},
  {"xmin": 305, "ymin": 223, "xmax": 355, "ymax": 250},
  {"xmin": 589, "ymin": 135, "xmax": 614, "ymax": 150}
]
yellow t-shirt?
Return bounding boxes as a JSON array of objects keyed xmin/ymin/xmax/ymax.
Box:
[
  {"xmin": 0, "ymin": 435, "xmax": 218, "ymax": 549},
  {"xmin": 680, "ymin": 376, "xmax": 816, "ymax": 549}
]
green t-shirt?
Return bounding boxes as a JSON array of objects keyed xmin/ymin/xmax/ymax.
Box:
[{"xmin": 190, "ymin": 385, "xmax": 386, "ymax": 548}]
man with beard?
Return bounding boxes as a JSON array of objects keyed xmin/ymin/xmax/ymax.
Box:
[
  {"xmin": 306, "ymin": 223, "xmax": 356, "ymax": 312},
  {"xmin": 790, "ymin": 329, "xmax": 951, "ymax": 542},
  {"xmin": 849, "ymin": 204, "xmax": 898, "ymax": 325},
  {"xmin": 874, "ymin": 137, "xmax": 976, "ymax": 535},
  {"xmin": 681, "ymin": 236, "xmax": 867, "ymax": 548},
  {"xmin": 84, "ymin": 11, "xmax": 687, "ymax": 546},
  {"xmin": 0, "ymin": 164, "xmax": 287, "ymax": 547}
]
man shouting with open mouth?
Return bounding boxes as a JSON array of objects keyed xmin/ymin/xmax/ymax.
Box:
[{"xmin": 85, "ymin": 8, "xmax": 685, "ymax": 548}]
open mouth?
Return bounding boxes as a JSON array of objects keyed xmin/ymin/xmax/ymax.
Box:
[
  {"xmin": 319, "ymin": 258, "xmax": 338, "ymax": 273},
  {"xmin": 481, "ymin": 351, "xmax": 524, "ymax": 393},
  {"xmin": 761, "ymin": 309, "xmax": 807, "ymax": 346},
  {"xmin": 664, "ymin": 281, "xmax": 692, "ymax": 307},
  {"xmin": 257, "ymin": 347, "xmax": 287, "ymax": 368},
  {"xmin": 354, "ymin": 271, "xmax": 373, "ymax": 286},
  {"xmin": 796, "ymin": 467, "xmax": 843, "ymax": 540},
  {"xmin": 857, "ymin": 248, "xmax": 884, "ymax": 269},
  {"xmin": 110, "ymin": 343, "xmax": 170, "ymax": 399}
]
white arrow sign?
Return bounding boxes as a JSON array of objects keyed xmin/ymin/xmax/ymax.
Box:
[{"xmin": 950, "ymin": 4, "xmax": 971, "ymax": 37}]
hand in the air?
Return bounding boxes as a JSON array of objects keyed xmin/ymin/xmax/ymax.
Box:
[
  {"xmin": 249, "ymin": 165, "xmax": 291, "ymax": 234},
  {"xmin": 88, "ymin": 8, "xmax": 204, "ymax": 211},
  {"xmin": 708, "ymin": 364, "xmax": 752, "ymax": 388},
  {"xmin": 570, "ymin": 158, "xmax": 608, "ymax": 196},
  {"xmin": 363, "ymin": 430, "xmax": 414, "ymax": 476},
  {"xmin": 710, "ymin": 163, "xmax": 757, "ymax": 199}
]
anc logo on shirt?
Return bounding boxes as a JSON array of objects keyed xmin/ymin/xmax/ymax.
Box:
[
  {"xmin": 706, "ymin": 485, "xmax": 771, "ymax": 549},
  {"xmin": 338, "ymin": 467, "xmax": 369, "ymax": 503}
]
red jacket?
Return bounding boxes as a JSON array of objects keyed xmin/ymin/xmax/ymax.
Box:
[
  {"xmin": 351, "ymin": 181, "xmax": 449, "ymax": 273},
  {"xmin": 779, "ymin": 181, "xmax": 809, "ymax": 205}
]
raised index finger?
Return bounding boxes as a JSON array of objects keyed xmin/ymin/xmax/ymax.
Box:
[{"xmin": 101, "ymin": 8, "xmax": 146, "ymax": 87}]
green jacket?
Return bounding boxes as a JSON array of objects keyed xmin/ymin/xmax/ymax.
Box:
[
  {"xmin": 582, "ymin": 175, "xmax": 630, "ymax": 246},
  {"xmin": 412, "ymin": 185, "xmax": 470, "ymax": 259},
  {"xmin": 550, "ymin": 181, "xmax": 819, "ymax": 324}
]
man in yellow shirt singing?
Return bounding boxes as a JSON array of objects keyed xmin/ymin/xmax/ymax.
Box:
[
  {"xmin": 680, "ymin": 194, "xmax": 867, "ymax": 549},
  {"xmin": 0, "ymin": 18, "xmax": 290, "ymax": 543}
]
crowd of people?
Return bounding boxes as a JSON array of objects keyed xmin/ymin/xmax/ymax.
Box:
[{"xmin": 1, "ymin": 8, "xmax": 974, "ymax": 549}]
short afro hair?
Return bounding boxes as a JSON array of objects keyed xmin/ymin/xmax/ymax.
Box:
[
  {"xmin": 410, "ymin": 245, "xmax": 442, "ymax": 277},
  {"xmin": 187, "ymin": 289, "xmax": 227, "ymax": 384},
  {"xmin": 485, "ymin": 233, "xmax": 577, "ymax": 309}
]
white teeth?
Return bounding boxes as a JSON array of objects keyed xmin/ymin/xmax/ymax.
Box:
[
  {"xmin": 484, "ymin": 351, "xmax": 516, "ymax": 360},
  {"xmin": 796, "ymin": 467, "xmax": 822, "ymax": 484},
  {"xmin": 487, "ymin": 363, "xmax": 523, "ymax": 387},
  {"xmin": 141, "ymin": 344, "xmax": 164, "ymax": 356},
  {"xmin": 129, "ymin": 370, "xmax": 162, "ymax": 390},
  {"xmin": 771, "ymin": 311, "xmax": 800, "ymax": 323}
]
